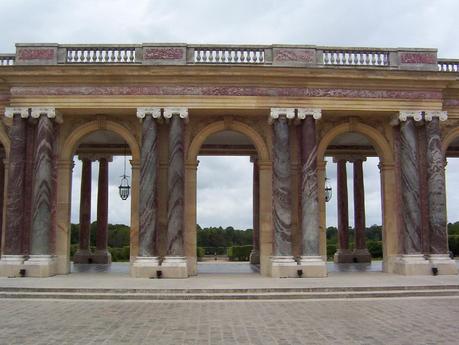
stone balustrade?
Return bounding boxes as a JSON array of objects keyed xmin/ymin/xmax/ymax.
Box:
[
  {"xmin": 438, "ymin": 59, "xmax": 459, "ymax": 72},
  {"xmin": 0, "ymin": 54, "xmax": 15, "ymax": 66},
  {"xmin": 1, "ymin": 43, "xmax": 457, "ymax": 72}
]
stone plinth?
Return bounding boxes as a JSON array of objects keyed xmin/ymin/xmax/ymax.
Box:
[
  {"xmin": 393, "ymin": 254, "xmax": 431, "ymax": 275},
  {"xmin": 334, "ymin": 249, "xmax": 355, "ymax": 263},
  {"xmin": 429, "ymin": 254, "xmax": 458, "ymax": 275},
  {"xmin": 352, "ymin": 249, "xmax": 372, "ymax": 263},
  {"xmin": 130, "ymin": 256, "xmax": 160, "ymax": 278},
  {"xmin": 249, "ymin": 250, "xmax": 260, "ymax": 265},
  {"xmin": 0, "ymin": 255, "xmax": 26, "ymax": 277},
  {"xmin": 23, "ymin": 255, "xmax": 56, "ymax": 277},
  {"xmin": 160, "ymin": 256, "xmax": 188, "ymax": 278},
  {"xmin": 270, "ymin": 256, "xmax": 297, "ymax": 278},
  {"xmin": 91, "ymin": 250, "xmax": 112, "ymax": 264},
  {"xmin": 298, "ymin": 256, "xmax": 327, "ymax": 278}
]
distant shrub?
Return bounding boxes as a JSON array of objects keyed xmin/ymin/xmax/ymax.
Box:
[
  {"xmin": 227, "ymin": 245, "xmax": 252, "ymax": 261},
  {"xmin": 327, "ymin": 244, "xmax": 337, "ymax": 260},
  {"xmin": 109, "ymin": 246, "xmax": 130, "ymax": 262},
  {"xmin": 197, "ymin": 247, "xmax": 205, "ymax": 259},
  {"xmin": 449, "ymin": 236, "xmax": 459, "ymax": 256},
  {"xmin": 367, "ymin": 240, "xmax": 383, "ymax": 259}
]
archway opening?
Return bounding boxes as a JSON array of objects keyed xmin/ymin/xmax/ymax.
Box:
[
  {"xmin": 444, "ymin": 137, "xmax": 459, "ymax": 261},
  {"xmin": 323, "ymin": 131, "xmax": 384, "ymax": 272},
  {"xmin": 196, "ymin": 130, "xmax": 260, "ymax": 275},
  {"xmin": 69, "ymin": 130, "xmax": 132, "ymax": 274}
]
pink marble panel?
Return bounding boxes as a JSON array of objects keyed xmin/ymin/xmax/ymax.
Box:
[
  {"xmin": 17, "ymin": 48, "xmax": 55, "ymax": 60},
  {"xmin": 274, "ymin": 48, "xmax": 315, "ymax": 63},
  {"xmin": 400, "ymin": 52, "xmax": 436, "ymax": 64},
  {"xmin": 144, "ymin": 48, "xmax": 184, "ymax": 60}
]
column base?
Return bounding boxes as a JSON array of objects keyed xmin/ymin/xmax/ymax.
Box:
[
  {"xmin": 159, "ymin": 256, "xmax": 188, "ymax": 278},
  {"xmin": 249, "ymin": 250, "xmax": 260, "ymax": 264},
  {"xmin": 130, "ymin": 257, "xmax": 160, "ymax": 278},
  {"xmin": 429, "ymin": 254, "xmax": 458, "ymax": 275},
  {"xmin": 270, "ymin": 256, "xmax": 298, "ymax": 278},
  {"xmin": 334, "ymin": 249, "xmax": 355, "ymax": 263},
  {"xmin": 0, "ymin": 255, "xmax": 26, "ymax": 277},
  {"xmin": 73, "ymin": 250, "xmax": 93, "ymax": 264},
  {"xmin": 298, "ymin": 256, "xmax": 327, "ymax": 278},
  {"xmin": 23, "ymin": 255, "xmax": 57, "ymax": 277},
  {"xmin": 91, "ymin": 250, "xmax": 112, "ymax": 264},
  {"xmin": 352, "ymin": 249, "xmax": 372, "ymax": 263},
  {"xmin": 393, "ymin": 254, "xmax": 431, "ymax": 275}
]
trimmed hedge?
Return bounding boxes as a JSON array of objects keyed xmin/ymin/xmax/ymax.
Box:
[
  {"xmin": 367, "ymin": 240, "xmax": 382, "ymax": 259},
  {"xmin": 227, "ymin": 245, "xmax": 253, "ymax": 261},
  {"xmin": 327, "ymin": 244, "xmax": 337, "ymax": 260},
  {"xmin": 449, "ymin": 235, "xmax": 459, "ymax": 256},
  {"xmin": 108, "ymin": 246, "xmax": 130, "ymax": 262},
  {"xmin": 197, "ymin": 247, "xmax": 205, "ymax": 258}
]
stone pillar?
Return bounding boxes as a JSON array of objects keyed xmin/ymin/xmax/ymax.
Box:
[
  {"xmin": 425, "ymin": 111, "xmax": 457, "ymax": 274},
  {"xmin": 352, "ymin": 157, "xmax": 371, "ymax": 262},
  {"xmin": 298, "ymin": 109, "xmax": 326, "ymax": 277},
  {"xmin": 24, "ymin": 108, "xmax": 57, "ymax": 277},
  {"xmin": 73, "ymin": 157, "xmax": 92, "ymax": 264},
  {"xmin": 0, "ymin": 108, "xmax": 28, "ymax": 277},
  {"xmin": 0, "ymin": 152, "xmax": 5, "ymax": 252},
  {"xmin": 394, "ymin": 111, "xmax": 430, "ymax": 275},
  {"xmin": 249, "ymin": 156, "xmax": 260, "ymax": 264},
  {"xmin": 269, "ymin": 108, "xmax": 297, "ymax": 277},
  {"xmin": 334, "ymin": 158, "xmax": 353, "ymax": 263},
  {"xmin": 92, "ymin": 156, "xmax": 112, "ymax": 264},
  {"xmin": 162, "ymin": 107, "xmax": 188, "ymax": 278},
  {"xmin": 132, "ymin": 108, "xmax": 161, "ymax": 277}
]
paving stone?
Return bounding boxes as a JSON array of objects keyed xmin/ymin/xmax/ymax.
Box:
[{"xmin": 0, "ymin": 297, "xmax": 457, "ymax": 344}]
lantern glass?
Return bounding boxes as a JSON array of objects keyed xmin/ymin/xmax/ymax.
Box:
[
  {"xmin": 119, "ymin": 176, "xmax": 131, "ymax": 200},
  {"xmin": 325, "ymin": 178, "xmax": 332, "ymax": 202}
]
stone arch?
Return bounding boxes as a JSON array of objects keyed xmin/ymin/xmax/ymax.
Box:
[
  {"xmin": 316, "ymin": 120, "xmax": 398, "ymax": 273},
  {"xmin": 317, "ymin": 122, "xmax": 394, "ymax": 164},
  {"xmin": 61, "ymin": 120, "xmax": 140, "ymax": 161},
  {"xmin": 0, "ymin": 124, "xmax": 10, "ymax": 159},
  {"xmin": 187, "ymin": 120, "xmax": 270, "ymax": 162},
  {"xmin": 441, "ymin": 127, "xmax": 459, "ymax": 154}
]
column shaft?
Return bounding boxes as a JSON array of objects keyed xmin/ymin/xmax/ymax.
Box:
[
  {"xmin": 300, "ymin": 115, "xmax": 320, "ymax": 256},
  {"xmin": 166, "ymin": 115, "xmax": 185, "ymax": 256},
  {"xmin": 426, "ymin": 118, "xmax": 448, "ymax": 254},
  {"xmin": 139, "ymin": 117, "xmax": 159, "ymax": 257},
  {"xmin": 336, "ymin": 160, "xmax": 349, "ymax": 251},
  {"xmin": 30, "ymin": 115, "xmax": 54, "ymax": 255},
  {"xmin": 0, "ymin": 156, "xmax": 4, "ymax": 251},
  {"xmin": 353, "ymin": 159, "xmax": 366, "ymax": 250},
  {"xmin": 272, "ymin": 117, "xmax": 292, "ymax": 256},
  {"xmin": 96, "ymin": 158, "xmax": 109, "ymax": 252},
  {"xmin": 400, "ymin": 118, "xmax": 422, "ymax": 254},
  {"xmin": 252, "ymin": 157, "xmax": 260, "ymax": 252},
  {"xmin": 79, "ymin": 159, "xmax": 92, "ymax": 252},
  {"xmin": 3, "ymin": 115, "xmax": 26, "ymax": 255}
]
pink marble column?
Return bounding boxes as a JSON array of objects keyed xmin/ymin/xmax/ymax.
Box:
[
  {"xmin": 426, "ymin": 117, "xmax": 448, "ymax": 254},
  {"xmin": 334, "ymin": 158, "xmax": 352, "ymax": 263},
  {"xmin": 30, "ymin": 115, "xmax": 54, "ymax": 256},
  {"xmin": 352, "ymin": 158, "xmax": 371, "ymax": 262},
  {"xmin": 22, "ymin": 122, "xmax": 35, "ymax": 256},
  {"xmin": 166, "ymin": 115, "xmax": 185, "ymax": 257},
  {"xmin": 0, "ymin": 153, "xmax": 5, "ymax": 251},
  {"xmin": 272, "ymin": 116, "xmax": 293, "ymax": 257},
  {"xmin": 93, "ymin": 157, "xmax": 111, "ymax": 264},
  {"xmin": 250, "ymin": 156, "xmax": 260, "ymax": 264},
  {"xmin": 73, "ymin": 158, "xmax": 92, "ymax": 263},
  {"xmin": 3, "ymin": 115, "xmax": 26, "ymax": 258}
]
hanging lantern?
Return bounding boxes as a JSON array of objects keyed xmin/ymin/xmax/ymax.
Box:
[
  {"xmin": 325, "ymin": 177, "xmax": 333, "ymax": 202},
  {"xmin": 118, "ymin": 145, "xmax": 130, "ymax": 200}
]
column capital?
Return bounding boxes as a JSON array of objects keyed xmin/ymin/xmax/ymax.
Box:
[
  {"xmin": 269, "ymin": 108, "xmax": 295, "ymax": 124},
  {"xmin": 136, "ymin": 107, "xmax": 161, "ymax": 119},
  {"xmin": 297, "ymin": 108, "xmax": 322, "ymax": 120},
  {"xmin": 399, "ymin": 110, "xmax": 423, "ymax": 122},
  {"xmin": 30, "ymin": 107, "xmax": 57, "ymax": 119},
  {"xmin": 425, "ymin": 110, "xmax": 447, "ymax": 122},
  {"xmin": 163, "ymin": 107, "xmax": 188, "ymax": 120},
  {"xmin": 4, "ymin": 107, "xmax": 29, "ymax": 118}
]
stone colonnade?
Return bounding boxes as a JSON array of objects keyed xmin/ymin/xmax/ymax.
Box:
[
  {"xmin": 332, "ymin": 156, "xmax": 371, "ymax": 263},
  {"xmin": 73, "ymin": 155, "xmax": 113, "ymax": 264}
]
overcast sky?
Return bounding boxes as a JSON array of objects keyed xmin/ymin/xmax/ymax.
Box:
[{"xmin": 2, "ymin": 0, "xmax": 459, "ymax": 228}]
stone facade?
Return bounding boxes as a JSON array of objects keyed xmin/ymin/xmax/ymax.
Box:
[{"xmin": 0, "ymin": 42, "xmax": 458, "ymax": 278}]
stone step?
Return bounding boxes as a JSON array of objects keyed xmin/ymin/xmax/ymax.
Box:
[{"xmin": 0, "ymin": 289, "xmax": 458, "ymax": 300}]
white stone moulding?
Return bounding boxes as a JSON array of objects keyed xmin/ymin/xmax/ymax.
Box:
[
  {"xmin": 163, "ymin": 107, "xmax": 188, "ymax": 119},
  {"xmin": 30, "ymin": 107, "xmax": 56, "ymax": 119},
  {"xmin": 270, "ymin": 108, "xmax": 295, "ymax": 121},
  {"xmin": 425, "ymin": 110, "xmax": 448, "ymax": 121},
  {"xmin": 297, "ymin": 108, "xmax": 322, "ymax": 120},
  {"xmin": 399, "ymin": 110, "xmax": 423, "ymax": 121},
  {"xmin": 4, "ymin": 107, "xmax": 29, "ymax": 118},
  {"xmin": 136, "ymin": 107, "xmax": 161, "ymax": 119}
]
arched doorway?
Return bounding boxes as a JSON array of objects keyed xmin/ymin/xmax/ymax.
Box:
[
  {"xmin": 317, "ymin": 122, "xmax": 398, "ymax": 273},
  {"xmin": 55, "ymin": 120, "xmax": 140, "ymax": 275},
  {"xmin": 186, "ymin": 120, "xmax": 271, "ymax": 276}
]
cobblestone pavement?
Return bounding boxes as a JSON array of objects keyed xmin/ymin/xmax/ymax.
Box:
[{"xmin": 0, "ymin": 297, "xmax": 458, "ymax": 345}]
